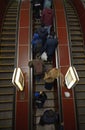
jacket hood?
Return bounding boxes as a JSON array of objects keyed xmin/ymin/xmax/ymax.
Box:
[{"xmin": 33, "ymin": 33, "xmax": 39, "ymax": 39}]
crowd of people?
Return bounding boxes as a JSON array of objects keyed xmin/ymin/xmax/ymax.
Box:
[{"xmin": 28, "ymin": 0, "xmax": 64, "ymax": 128}]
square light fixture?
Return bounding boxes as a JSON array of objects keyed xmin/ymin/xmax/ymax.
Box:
[
  {"xmin": 12, "ymin": 68, "xmax": 24, "ymax": 91},
  {"xmin": 65, "ymin": 66, "xmax": 79, "ymax": 89}
]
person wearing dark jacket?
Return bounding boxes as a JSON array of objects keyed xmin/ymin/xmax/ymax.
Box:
[
  {"xmin": 34, "ymin": 91, "xmax": 47, "ymax": 108},
  {"xmin": 37, "ymin": 24, "xmax": 48, "ymax": 45},
  {"xmin": 33, "ymin": 0, "xmax": 43, "ymax": 18},
  {"xmin": 41, "ymin": 35, "xmax": 58, "ymax": 61},
  {"xmin": 31, "ymin": 33, "xmax": 43, "ymax": 56}
]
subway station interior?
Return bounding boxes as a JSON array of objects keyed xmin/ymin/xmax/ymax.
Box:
[{"xmin": 0, "ymin": 0, "xmax": 85, "ymax": 130}]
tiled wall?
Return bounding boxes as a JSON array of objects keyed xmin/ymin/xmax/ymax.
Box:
[
  {"xmin": 54, "ymin": 0, "xmax": 76, "ymax": 130},
  {"xmin": 16, "ymin": 0, "xmax": 30, "ymax": 130}
]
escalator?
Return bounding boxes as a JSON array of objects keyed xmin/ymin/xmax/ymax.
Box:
[
  {"xmin": 31, "ymin": 3, "xmax": 59, "ymax": 130},
  {"xmin": 0, "ymin": 1, "xmax": 19, "ymax": 130},
  {"xmin": 64, "ymin": 1, "xmax": 85, "ymax": 130}
]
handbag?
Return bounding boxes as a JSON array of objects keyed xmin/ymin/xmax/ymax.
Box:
[{"xmin": 41, "ymin": 52, "xmax": 48, "ymax": 61}]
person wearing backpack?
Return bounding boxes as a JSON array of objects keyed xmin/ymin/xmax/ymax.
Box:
[
  {"xmin": 41, "ymin": 34, "xmax": 58, "ymax": 61},
  {"xmin": 34, "ymin": 91, "xmax": 47, "ymax": 108},
  {"xmin": 39, "ymin": 109, "xmax": 59, "ymax": 125},
  {"xmin": 28, "ymin": 57, "xmax": 46, "ymax": 81},
  {"xmin": 33, "ymin": 0, "xmax": 43, "ymax": 18}
]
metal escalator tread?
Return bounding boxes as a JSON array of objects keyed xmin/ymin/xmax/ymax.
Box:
[
  {"xmin": 0, "ymin": 1, "xmax": 18, "ymax": 129},
  {"xmin": 1, "ymin": 31, "xmax": 16, "ymax": 34},
  {"xmin": 64, "ymin": 0, "xmax": 85, "ymax": 130}
]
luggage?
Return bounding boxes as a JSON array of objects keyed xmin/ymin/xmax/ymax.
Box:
[
  {"xmin": 45, "ymin": 82, "xmax": 54, "ymax": 90},
  {"xmin": 41, "ymin": 52, "xmax": 48, "ymax": 61},
  {"xmin": 41, "ymin": 8, "xmax": 54, "ymax": 26},
  {"xmin": 34, "ymin": 91, "xmax": 47, "ymax": 108},
  {"xmin": 28, "ymin": 59, "xmax": 45, "ymax": 76},
  {"xmin": 39, "ymin": 109, "xmax": 59, "ymax": 125}
]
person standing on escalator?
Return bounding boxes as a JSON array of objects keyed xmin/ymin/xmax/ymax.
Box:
[
  {"xmin": 33, "ymin": 0, "xmax": 43, "ymax": 18},
  {"xmin": 41, "ymin": 6, "xmax": 54, "ymax": 35},
  {"xmin": 41, "ymin": 33, "xmax": 58, "ymax": 61},
  {"xmin": 43, "ymin": 0, "xmax": 52, "ymax": 9}
]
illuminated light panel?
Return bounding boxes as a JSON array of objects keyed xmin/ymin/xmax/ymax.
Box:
[
  {"xmin": 12, "ymin": 68, "xmax": 24, "ymax": 91},
  {"xmin": 65, "ymin": 66, "xmax": 79, "ymax": 89}
]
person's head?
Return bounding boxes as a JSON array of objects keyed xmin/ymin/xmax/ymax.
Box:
[{"xmin": 33, "ymin": 33, "xmax": 39, "ymax": 40}]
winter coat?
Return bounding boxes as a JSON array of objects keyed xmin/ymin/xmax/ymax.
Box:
[
  {"xmin": 34, "ymin": 91, "xmax": 47, "ymax": 108},
  {"xmin": 44, "ymin": 68, "xmax": 60, "ymax": 83},
  {"xmin": 31, "ymin": 33, "xmax": 40, "ymax": 45},
  {"xmin": 32, "ymin": 33, "xmax": 42, "ymax": 54},
  {"xmin": 37, "ymin": 27, "xmax": 48, "ymax": 45},
  {"xmin": 39, "ymin": 109, "xmax": 59, "ymax": 125},
  {"xmin": 41, "ymin": 8, "xmax": 54, "ymax": 26},
  {"xmin": 41, "ymin": 37, "xmax": 58, "ymax": 60},
  {"xmin": 28, "ymin": 59, "xmax": 44, "ymax": 75},
  {"xmin": 44, "ymin": 68, "xmax": 65, "ymax": 86}
]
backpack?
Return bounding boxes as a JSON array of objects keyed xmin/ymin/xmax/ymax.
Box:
[
  {"xmin": 39, "ymin": 109, "xmax": 59, "ymax": 125},
  {"xmin": 45, "ymin": 82, "xmax": 54, "ymax": 90},
  {"xmin": 33, "ymin": 59, "xmax": 44, "ymax": 75},
  {"xmin": 41, "ymin": 52, "xmax": 48, "ymax": 61},
  {"xmin": 34, "ymin": 92, "xmax": 47, "ymax": 108},
  {"xmin": 28, "ymin": 59, "xmax": 45, "ymax": 75},
  {"xmin": 41, "ymin": 8, "xmax": 53, "ymax": 26}
]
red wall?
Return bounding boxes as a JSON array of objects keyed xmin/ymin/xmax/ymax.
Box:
[
  {"xmin": 0, "ymin": 0, "xmax": 9, "ymax": 32},
  {"xmin": 71, "ymin": 0, "xmax": 85, "ymax": 44},
  {"xmin": 54, "ymin": 0, "xmax": 77, "ymax": 129},
  {"xmin": 16, "ymin": 0, "xmax": 30, "ymax": 130}
]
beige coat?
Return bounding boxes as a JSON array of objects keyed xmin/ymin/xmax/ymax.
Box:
[
  {"xmin": 44, "ymin": 68, "xmax": 64, "ymax": 86},
  {"xmin": 44, "ymin": 68, "xmax": 60, "ymax": 83}
]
